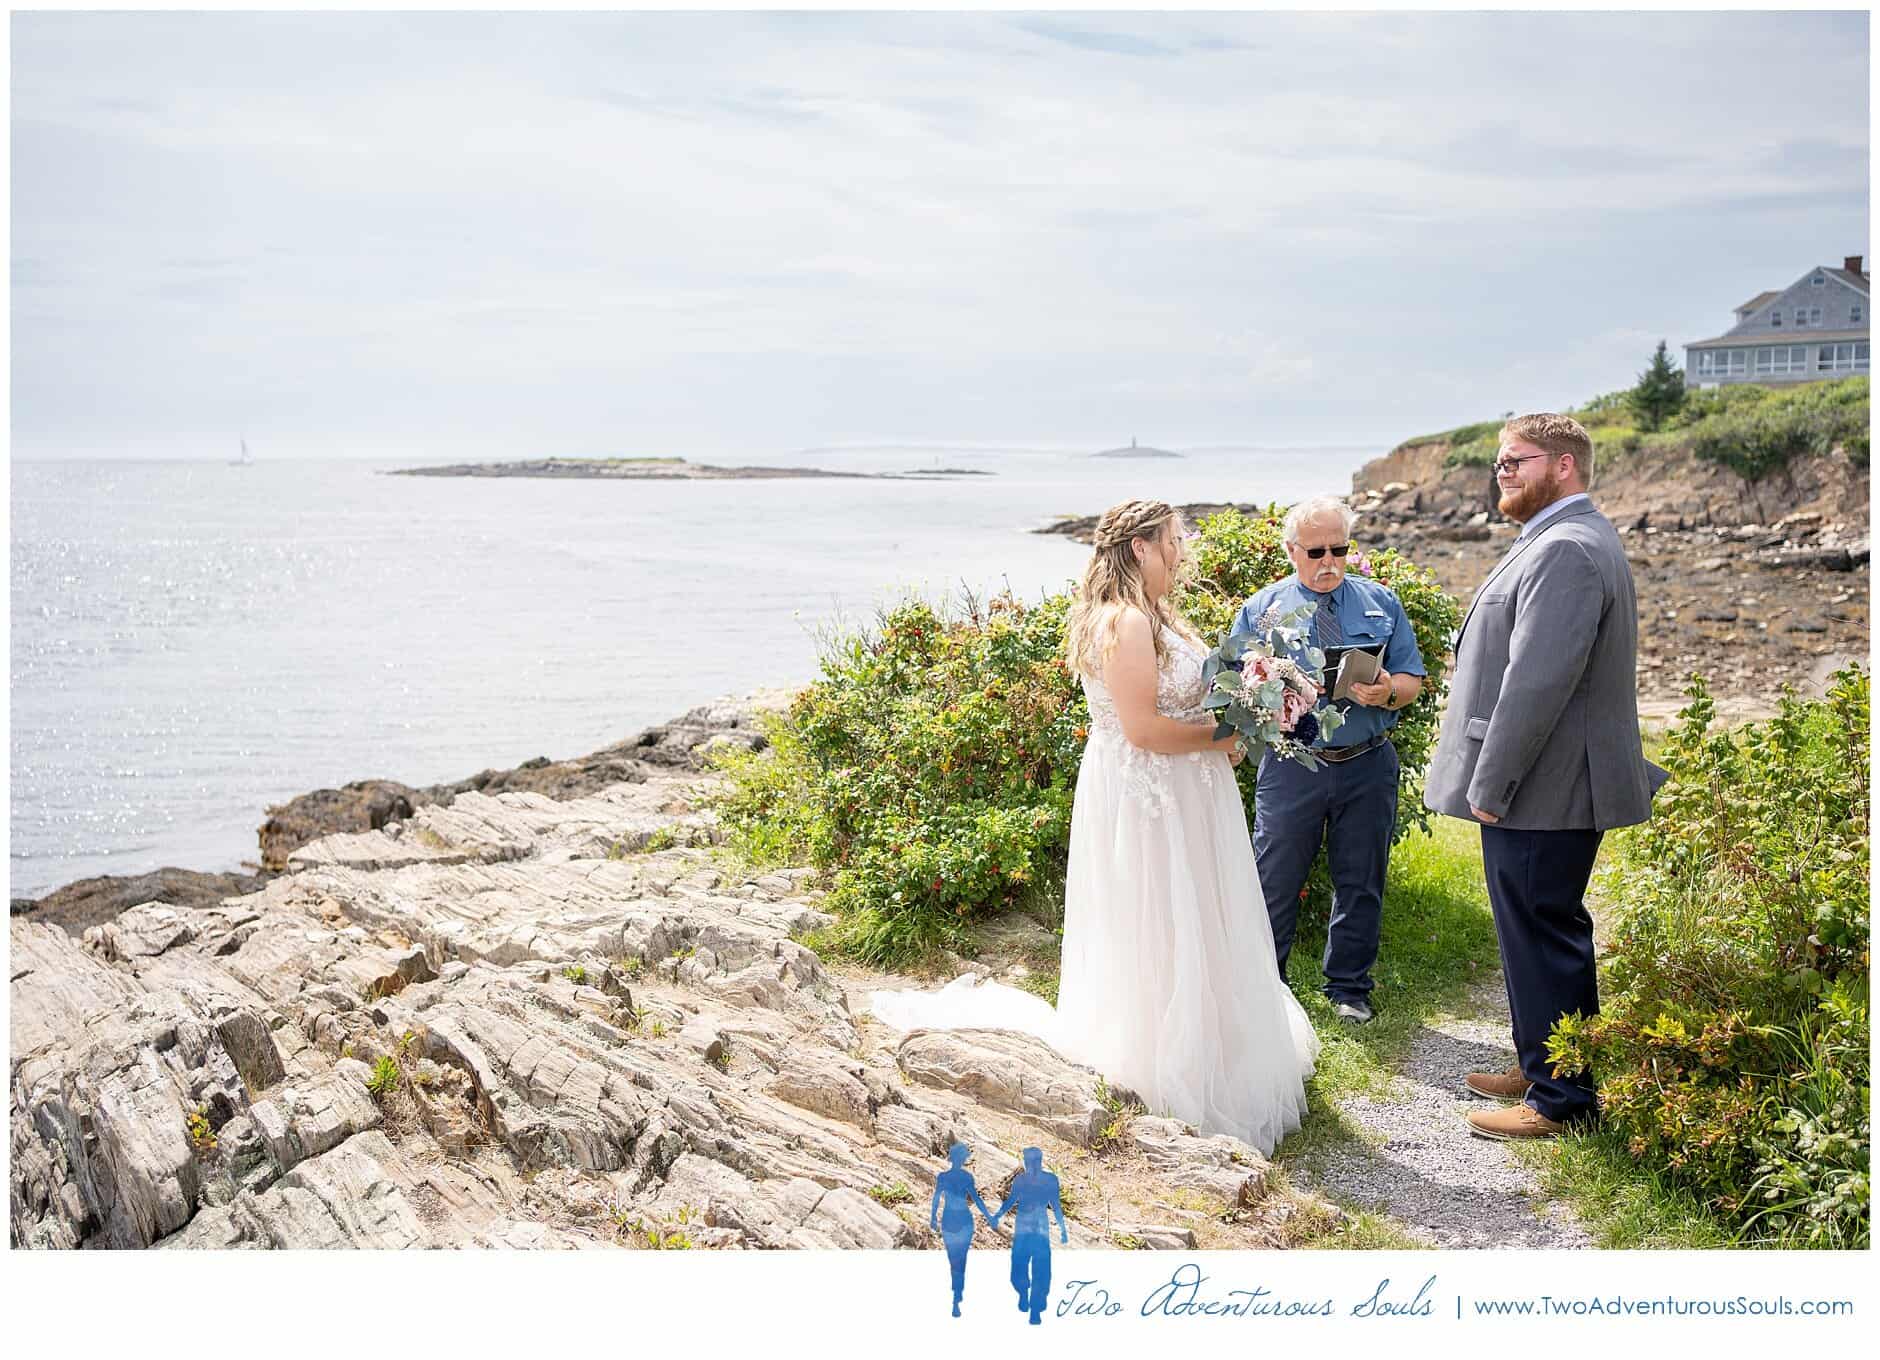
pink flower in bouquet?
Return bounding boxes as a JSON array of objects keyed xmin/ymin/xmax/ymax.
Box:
[
  {"xmin": 1245, "ymin": 655, "xmax": 1277, "ymax": 685},
  {"xmin": 1279, "ymin": 685, "xmax": 1314, "ymax": 732}
]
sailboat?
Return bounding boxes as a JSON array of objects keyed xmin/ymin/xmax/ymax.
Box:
[{"xmin": 230, "ymin": 438, "xmax": 254, "ymax": 467}]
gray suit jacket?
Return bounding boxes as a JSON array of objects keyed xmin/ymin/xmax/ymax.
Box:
[{"xmin": 1423, "ymin": 501, "xmax": 1668, "ymax": 830}]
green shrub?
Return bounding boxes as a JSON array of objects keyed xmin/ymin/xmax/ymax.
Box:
[
  {"xmin": 1444, "ymin": 435, "xmax": 1499, "ymax": 469},
  {"xmin": 1664, "ymin": 381, "xmax": 1774, "ymax": 430},
  {"xmin": 1682, "ymin": 376, "xmax": 1869, "ymax": 480},
  {"xmin": 709, "ymin": 510, "xmax": 1461, "ymax": 967},
  {"xmin": 1572, "ymin": 388, "xmax": 1633, "ymax": 424},
  {"xmin": 1405, "ymin": 418, "xmax": 1502, "ymax": 449},
  {"xmin": 713, "ymin": 590, "xmax": 1085, "ymax": 965},
  {"xmin": 1550, "ymin": 669, "xmax": 1870, "ymax": 1247}
]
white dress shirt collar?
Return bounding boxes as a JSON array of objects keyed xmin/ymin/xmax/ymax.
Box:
[{"xmin": 1517, "ymin": 492, "xmax": 1592, "ymax": 540}]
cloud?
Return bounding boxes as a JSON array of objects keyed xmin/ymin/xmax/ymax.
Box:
[
  {"xmin": 8, "ymin": 9, "xmax": 1869, "ymax": 456},
  {"xmin": 1012, "ymin": 19, "xmax": 1178, "ymax": 58}
]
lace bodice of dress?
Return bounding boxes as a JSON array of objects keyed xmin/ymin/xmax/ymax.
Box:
[
  {"xmin": 1083, "ymin": 626, "xmax": 1209, "ymax": 733},
  {"xmin": 1081, "ymin": 627, "xmax": 1220, "ymax": 814}
]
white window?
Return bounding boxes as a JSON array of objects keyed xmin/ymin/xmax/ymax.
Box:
[
  {"xmin": 1754, "ymin": 346, "xmax": 1808, "ymax": 374},
  {"xmin": 1820, "ymin": 342, "xmax": 1870, "ymax": 372},
  {"xmin": 1770, "ymin": 309, "xmax": 1783, "ymax": 326},
  {"xmin": 1794, "ymin": 306, "xmax": 1822, "ymax": 327},
  {"xmin": 1813, "ymin": 273, "xmax": 1827, "ymax": 287},
  {"xmin": 1708, "ymin": 348, "xmax": 1747, "ymax": 376},
  {"xmin": 1853, "ymin": 304, "xmax": 1864, "ymax": 324}
]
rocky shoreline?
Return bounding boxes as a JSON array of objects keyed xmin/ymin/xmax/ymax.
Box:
[
  {"xmin": 390, "ymin": 458, "xmax": 989, "ymax": 481},
  {"xmin": 11, "ymin": 691, "xmax": 1329, "ymax": 1251},
  {"xmin": 10, "ymin": 695, "xmax": 791, "ymax": 938}
]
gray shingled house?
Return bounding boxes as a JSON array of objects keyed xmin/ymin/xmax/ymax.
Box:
[{"xmin": 1684, "ymin": 256, "xmax": 1869, "ymax": 388}]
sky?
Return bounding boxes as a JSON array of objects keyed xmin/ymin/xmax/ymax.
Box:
[{"xmin": 8, "ymin": 8, "xmax": 1871, "ymax": 460}]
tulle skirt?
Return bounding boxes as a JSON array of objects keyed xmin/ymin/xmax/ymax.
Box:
[{"xmin": 871, "ymin": 732, "xmax": 1317, "ymax": 1155}]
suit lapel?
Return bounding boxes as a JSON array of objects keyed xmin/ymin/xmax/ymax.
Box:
[{"xmin": 1455, "ymin": 503, "xmax": 1600, "ymax": 645}]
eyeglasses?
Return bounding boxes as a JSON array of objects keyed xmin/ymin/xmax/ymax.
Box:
[
  {"xmin": 1492, "ymin": 453, "xmax": 1552, "ymax": 476},
  {"xmin": 1294, "ymin": 543, "xmax": 1350, "ymax": 560}
]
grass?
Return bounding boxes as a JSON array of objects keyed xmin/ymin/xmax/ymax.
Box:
[
  {"xmin": 1513, "ymin": 1134, "xmax": 1734, "ymax": 1248},
  {"xmin": 1090, "ymin": 1077, "xmax": 1143, "ymax": 1154},
  {"xmin": 1280, "ymin": 817, "xmax": 1500, "ymax": 1144},
  {"xmin": 1295, "ymin": 1202, "xmax": 1432, "ymax": 1251},
  {"xmin": 366, "ymin": 1055, "xmax": 401, "ymax": 1099},
  {"xmin": 1016, "ymin": 969, "xmax": 1060, "ymax": 1006}
]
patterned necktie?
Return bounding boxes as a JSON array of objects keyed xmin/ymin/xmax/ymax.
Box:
[{"xmin": 1314, "ymin": 590, "xmax": 1343, "ymax": 652}]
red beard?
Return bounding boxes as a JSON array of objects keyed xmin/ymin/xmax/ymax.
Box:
[{"xmin": 1498, "ymin": 478, "xmax": 1563, "ymax": 524}]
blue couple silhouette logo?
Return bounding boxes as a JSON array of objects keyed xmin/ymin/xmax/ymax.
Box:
[{"xmin": 930, "ymin": 1142, "xmax": 1068, "ymax": 1323}]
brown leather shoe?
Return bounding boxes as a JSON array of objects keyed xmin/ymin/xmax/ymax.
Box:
[
  {"xmin": 1466, "ymin": 1104, "xmax": 1565, "ymax": 1141},
  {"xmin": 1463, "ymin": 1064, "xmax": 1532, "ymax": 1103}
]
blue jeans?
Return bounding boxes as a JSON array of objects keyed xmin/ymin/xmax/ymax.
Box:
[{"xmin": 1253, "ymin": 739, "xmax": 1400, "ymax": 1004}]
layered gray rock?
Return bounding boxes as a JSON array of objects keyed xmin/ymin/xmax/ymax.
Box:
[{"xmin": 14, "ymin": 748, "xmax": 1305, "ymax": 1251}]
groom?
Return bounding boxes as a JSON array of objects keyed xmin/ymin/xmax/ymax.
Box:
[{"xmin": 1424, "ymin": 413, "xmax": 1667, "ymax": 1140}]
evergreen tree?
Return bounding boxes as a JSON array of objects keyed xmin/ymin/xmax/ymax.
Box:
[{"xmin": 1627, "ymin": 340, "xmax": 1686, "ymax": 431}]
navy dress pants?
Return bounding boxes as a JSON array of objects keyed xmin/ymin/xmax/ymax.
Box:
[
  {"xmin": 1253, "ymin": 739, "xmax": 1400, "ymax": 1005},
  {"xmin": 1479, "ymin": 824, "xmax": 1603, "ymax": 1123}
]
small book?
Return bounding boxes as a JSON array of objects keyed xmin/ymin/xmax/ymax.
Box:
[{"xmin": 1330, "ymin": 645, "xmax": 1384, "ymax": 702}]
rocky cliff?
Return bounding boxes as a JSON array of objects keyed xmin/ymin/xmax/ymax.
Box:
[
  {"xmin": 1352, "ymin": 438, "xmax": 1870, "ymax": 542},
  {"xmin": 1342, "ymin": 435, "xmax": 1870, "ymax": 717}
]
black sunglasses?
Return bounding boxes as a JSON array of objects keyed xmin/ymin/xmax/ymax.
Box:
[{"xmin": 1296, "ymin": 543, "xmax": 1351, "ymax": 560}]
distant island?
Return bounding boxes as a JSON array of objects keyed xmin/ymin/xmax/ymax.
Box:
[
  {"xmin": 388, "ymin": 458, "xmax": 990, "ymax": 481},
  {"xmin": 1093, "ymin": 437, "xmax": 1181, "ymax": 459}
]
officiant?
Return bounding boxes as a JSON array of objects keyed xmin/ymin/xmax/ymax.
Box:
[{"xmin": 1232, "ymin": 496, "xmax": 1425, "ymax": 1025}]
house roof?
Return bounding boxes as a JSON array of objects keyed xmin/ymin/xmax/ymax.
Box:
[
  {"xmin": 1733, "ymin": 267, "xmax": 1869, "ymax": 317},
  {"xmin": 1686, "ymin": 328, "xmax": 1869, "ymax": 349}
]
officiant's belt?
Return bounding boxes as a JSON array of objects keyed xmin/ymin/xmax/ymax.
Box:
[{"xmin": 1315, "ymin": 734, "xmax": 1389, "ymax": 764}]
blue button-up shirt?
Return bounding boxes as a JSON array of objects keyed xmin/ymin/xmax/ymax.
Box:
[{"xmin": 1232, "ymin": 573, "xmax": 1427, "ymax": 749}]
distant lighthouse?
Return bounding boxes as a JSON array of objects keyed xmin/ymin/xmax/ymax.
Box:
[{"xmin": 1092, "ymin": 435, "xmax": 1180, "ymax": 459}]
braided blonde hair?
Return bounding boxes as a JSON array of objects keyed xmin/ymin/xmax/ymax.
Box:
[{"xmin": 1063, "ymin": 498, "xmax": 1202, "ymax": 679}]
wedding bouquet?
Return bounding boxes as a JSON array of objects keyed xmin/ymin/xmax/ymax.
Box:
[{"xmin": 1200, "ymin": 603, "xmax": 1346, "ymax": 771}]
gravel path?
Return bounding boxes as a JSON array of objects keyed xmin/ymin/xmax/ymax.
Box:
[{"xmin": 1296, "ymin": 981, "xmax": 1592, "ymax": 1249}]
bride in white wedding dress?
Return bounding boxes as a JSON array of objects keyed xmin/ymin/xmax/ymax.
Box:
[{"xmin": 871, "ymin": 499, "xmax": 1319, "ymax": 1156}]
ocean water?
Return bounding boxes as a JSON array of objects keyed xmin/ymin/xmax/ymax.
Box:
[{"xmin": 8, "ymin": 445, "xmax": 1370, "ymax": 896}]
